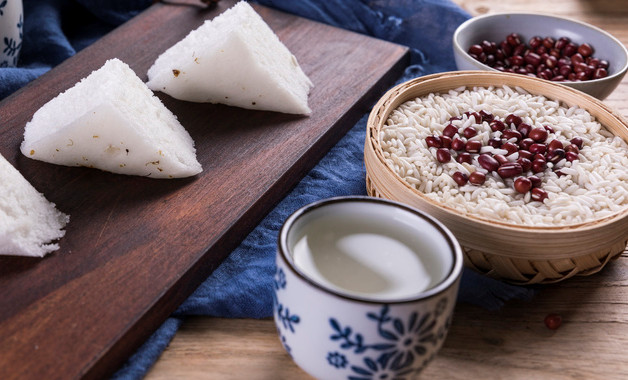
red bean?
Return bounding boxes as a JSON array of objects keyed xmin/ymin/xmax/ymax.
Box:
[
  {"xmin": 503, "ymin": 129, "xmax": 522, "ymax": 142},
  {"xmin": 443, "ymin": 123, "xmax": 459, "ymax": 138},
  {"xmin": 570, "ymin": 136, "xmax": 583, "ymax": 149},
  {"xmin": 525, "ymin": 52, "xmax": 541, "ymax": 66},
  {"xmin": 489, "ymin": 137, "xmax": 503, "ymax": 148},
  {"xmin": 593, "ymin": 68, "xmax": 608, "ymax": 79},
  {"xmin": 505, "ymin": 114, "xmax": 523, "ymax": 127},
  {"xmin": 469, "ymin": 44, "xmax": 484, "ymax": 56},
  {"xmin": 507, "ymin": 33, "xmax": 522, "ymax": 46},
  {"xmin": 502, "ymin": 142, "xmax": 519, "ymax": 155},
  {"xmin": 469, "ymin": 171, "xmax": 486, "ymax": 185},
  {"xmin": 452, "ymin": 171, "xmax": 468, "ymax": 186},
  {"xmin": 517, "ymin": 123, "xmax": 532, "ymax": 137},
  {"xmin": 479, "ymin": 110, "xmax": 494, "ymax": 122},
  {"xmin": 520, "ymin": 138, "xmax": 534, "ymax": 150},
  {"xmin": 566, "ymin": 151, "xmax": 579, "ymax": 162},
  {"xmin": 457, "ymin": 152, "xmax": 472, "ymax": 164},
  {"xmin": 565, "ymin": 144, "xmax": 579, "ymax": 154},
  {"xmin": 528, "ymin": 127, "xmax": 548, "ymax": 142},
  {"xmin": 544, "ymin": 125, "xmax": 555, "ymax": 134},
  {"xmin": 426, "ymin": 135, "xmax": 442, "ymax": 148},
  {"xmin": 529, "ymin": 143, "xmax": 547, "ymax": 155},
  {"xmin": 529, "ymin": 36, "xmax": 543, "ymax": 49},
  {"xmin": 529, "ymin": 175, "xmax": 542, "ymax": 188},
  {"xmin": 547, "ymin": 139, "xmax": 564, "ymax": 153},
  {"xmin": 441, "ymin": 136, "xmax": 452, "ymax": 148},
  {"xmin": 532, "ymin": 158, "xmax": 547, "ymax": 173},
  {"xmin": 548, "ymin": 148, "xmax": 566, "ymax": 164},
  {"xmin": 518, "ymin": 149, "xmax": 533, "ymax": 160},
  {"xmin": 517, "ymin": 157, "xmax": 532, "ymax": 172},
  {"xmin": 463, "ymin": 126, "xmax": 478, "ymax": 138},
  {"xmin": 514, "ymin": 177, "xmax": 532, "ymax": 193},
  {"xmin": 497, "ymin": 162, "xmax": 523, "ymax": 178},
  {"xmin": 436, "ymin": 148, "xmax": 451, "ymax": 163},
  {"xmin": 465, "ymin": 140, "xmax": 482, "ymax": 153},
  {"xmin": 478, "ymin": 154, "xmax": 500, "ymax": 171},
  {"xmin": 578, "ymin": 43, "xmax": 594, "ymax": 57},
  {"xmin": 494, "ymin": 154, "xmax": 509, "ymax": 165},
  {"xmin": 490, "ymin": 120, "xmax": 506, "ymax": 132},
  {"xmin": 531, "ymin": 187, "xmax": 548, "ymax": 202},
  {"xmin": 451, "ymin": 137, "xmax": 465, "ymax": 151}
]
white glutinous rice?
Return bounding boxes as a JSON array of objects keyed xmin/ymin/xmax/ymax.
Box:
[
  {"xmin": 0, "ymin": 153, "xmax": 69, "ymax": 257},
  {"xmin": 381, "ymin": 85, "xmax": 628, "ymax": 226},
  {"xmin": 146, "ymin": 1, "xmax": 313, "ymax": 115},
  {"xmin": 21, "ymin": 58, "xmax": 202, "ymax": 179}
]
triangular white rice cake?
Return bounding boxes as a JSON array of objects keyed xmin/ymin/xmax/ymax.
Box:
[
  {"xmin": 146, "ymin": 1, "xmax": 314, "ymax": 115},
  {"xmin": 0, "ymin": 153, "xmax": 69, "ymax": 257},
  {"xmin": 21, "ymin": 58, "xmax": 202, "ymax": 179}
]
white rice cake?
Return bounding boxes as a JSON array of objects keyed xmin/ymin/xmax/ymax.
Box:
[
  {"xmin": 21, "ymin": 58, "xmax": 202, "ymax": 179},
  {"xmin": 146, "ymin": 1, "xmax": 314, "ymax": 115},
  {"xmin": 0, "ymin": 153, "xmax": 69, "ymax": 257}
]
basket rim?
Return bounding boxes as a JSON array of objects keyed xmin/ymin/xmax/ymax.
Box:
[{"xmin": 365, "ymin": 70, "xmax": 628, "ymax": 233}]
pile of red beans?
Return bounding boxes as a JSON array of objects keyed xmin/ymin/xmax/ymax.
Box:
[
  {"xmin": 467, "ymin": 33, "xmax": 609, "ymax": 82},
  {"xmin": 425, "ymin": 110, "xmax": 583, "ymax": 202}
]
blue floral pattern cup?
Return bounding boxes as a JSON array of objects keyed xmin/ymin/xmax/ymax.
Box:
[
  {"xmin": 274, "ymin": 196, "xmax": 463, "ymax": 379},
  {"xmin": 0, "ymin": 0, "xmax": 22, "ymax": 67}
]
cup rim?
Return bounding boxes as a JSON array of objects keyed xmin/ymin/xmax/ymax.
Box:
[{"xmin": 277, "ymin": 196, "xmax": 464, "ymax": 304}]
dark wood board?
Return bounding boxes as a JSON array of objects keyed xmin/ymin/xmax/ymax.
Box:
[{"xmin": 0, "ymin": 1, "xmax": 409, "ymax": 379}]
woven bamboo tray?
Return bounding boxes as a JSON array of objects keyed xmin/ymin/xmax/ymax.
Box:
[{"xmin": 364, "ymin": 71, "xmax": 628, "ymax": 284}]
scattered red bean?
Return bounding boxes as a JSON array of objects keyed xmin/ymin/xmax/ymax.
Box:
[
  {"xmin": 465, "ymin": 140, "xmax": 482, "ymax": 153},
  {"xmin": 514, "ymin": 177, "xmax": 532, "ymax": 193},
  {"xmin": 443, "ymin": 124, "xmax": 459, "ymax": 137},
  {"xmin": 451, "ymin": 137, "xmax": 465, "ymax": 151},
  {"xmin": 436, "ymin": 148, "xmax": 451, "ymax": 163},
  {"xmin": 478, "ymin": 154, "xmax": 500, "ymax": 171},
  {"xmin": 531, "ymin": 187, "xmax": 549, "ymax": 202},
  {"xmin": 426, "ymin": 135, "xmax": 442, "ymax": 148},
  {"xmin": 452, "ymin": 171, "xmax": 469, "ymax": 186},
  {"xmin": 457, "ymin": 152, "xmax": 472, "ymax": 164},
  {"xmin": 424, "ymin": 110, "xmax": 585, "ymax": 202},
  {"xmin": 570, "ymin": 136, "xmax": 583, "ymax": 149},
  {"xmin": 441, "ymin": 135, "xmax": 452, "ymax": 148},
  {"xmin": 467, "ymin": 34, "xmax": 609, "ymax": 82},
  {"xmin": 497, "ymin": 162, "xmax": 523, "ymax": 178},
  {"xmin": 529, "ymin": 127, "xmax": 548, "ymax": 143},
  {"xmin": 463, "ymin": 126, "xmax": 478, "ymax": 138},
  {"xmin": 468, "ymin": 171, "xmax": 486, "ymax": 185},
  {"xmin": 544, "ymin": 313, "xmax": 562, "ymax": 330}
]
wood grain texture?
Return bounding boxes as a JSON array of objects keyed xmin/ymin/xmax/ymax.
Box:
[
  {"xmin": 0, "ymin": 2, "xmax": 409, "ymax": 379},
  {"xmin": 145, "ymin": 1, "xmax": 628, "ymax": 379}
]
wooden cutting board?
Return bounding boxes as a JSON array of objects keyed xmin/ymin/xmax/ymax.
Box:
[{"xmin": 0, "ymin": 1, "xmax": 408, "ymax": 379}]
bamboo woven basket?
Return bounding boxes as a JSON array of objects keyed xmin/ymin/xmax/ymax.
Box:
[{"xmin": 364, "ymin": 71, "xmax": 628, "ymax": 284}]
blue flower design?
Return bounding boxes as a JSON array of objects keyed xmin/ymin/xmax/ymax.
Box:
[
  {"xmin": 274, "ymin": 267, "xmax": 286, "ymax": 290},
  {"xmin": 276, "ymin": 303, "xmax": 300, "ymax": 333},
  {"xmin": 0, "ymin": 0, "xmax": 7, "ymax": 16},
  {"xmin": 3, "ymin": 37, "xmax": 21, "ymax": 57},
  {"xmin": 327, "ymin": 352, "xmax": 348, "ymax": 369},
  {"xmin": 328, "ymin": 301, "xmax": 448, "ymax": 379}
]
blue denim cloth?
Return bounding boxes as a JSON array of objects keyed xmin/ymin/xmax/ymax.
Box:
[{"xmin": 0, "ymin": 1, "xmax": 535, "ymax": 379}]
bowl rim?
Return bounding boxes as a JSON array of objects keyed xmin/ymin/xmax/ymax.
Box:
[
  {"xmin": 277, "ymin": 195, "xmax": 464, "ymax": 305},
  {"xmin": 366, "ymin": 70, "xmax": 628, "ymax": 233},
  {"xmin": 452, "ymin": 12, "xmax": 628, "ymax": 84}
]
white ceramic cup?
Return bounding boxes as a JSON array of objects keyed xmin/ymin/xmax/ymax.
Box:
[
  {"xmin": 274, "ymin": 196, "xmax": 463, "ymax": 379},
  {"xmin": 0, "ymin": 0, "xmax": 23, "ymax": 67}
]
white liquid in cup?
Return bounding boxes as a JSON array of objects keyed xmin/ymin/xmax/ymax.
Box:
[{"xmin": 288, "ymin": 201, "xmax": 454, "ymax": 301}]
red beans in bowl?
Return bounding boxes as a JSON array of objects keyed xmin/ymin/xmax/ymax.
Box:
[{"xmin": 467, "ymin": 33, "xmax": 609, "ymax": 82}]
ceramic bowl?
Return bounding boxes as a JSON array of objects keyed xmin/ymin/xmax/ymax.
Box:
[
  {"xmin": 273, "ymin": 196, "xmax": 463, "ymax": 379},
  {"xmin": 452, "ymin": 12, "xmax": 628, "ymax": 100},
  {"xmin": 0, "ymin": 0, "xmax": 22, "ymax": 67}
]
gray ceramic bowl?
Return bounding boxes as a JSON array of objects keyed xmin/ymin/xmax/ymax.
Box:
[{"xmin": 453, "ymin": 12, "xmax": 628, "ymax": 99}]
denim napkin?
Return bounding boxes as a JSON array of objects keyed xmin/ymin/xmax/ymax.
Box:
[{"xmin": 0, "ymin": 1, "xmax": 535, "ymax": 379}]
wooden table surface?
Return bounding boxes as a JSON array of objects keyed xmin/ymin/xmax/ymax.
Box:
[{"xmin": 145, "ymin": 1, "xmax": 628, "ymax": 379}]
